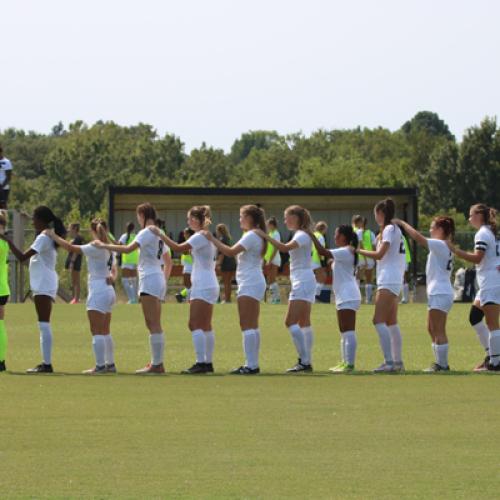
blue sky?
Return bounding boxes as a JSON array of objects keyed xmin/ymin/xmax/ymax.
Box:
[{"xmin": 2, "ymin": 0, "xmax": 499, "ymax": 150}]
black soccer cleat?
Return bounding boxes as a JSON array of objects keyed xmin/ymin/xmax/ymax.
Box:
[
  {"xmin": 182, "ymin": 362, "xmax": 208, "ymax": 374},
  {"xmin": 423, "ymin": 363, "xmax": 450, "ymax": 373},
  {"xmin": 487, "ymin": 362, "xmax": 500, "ymax": 372},
  {"xmin": 230, "ymin": 365, "xmax": 260, "ymax": 375},
  {"xmin": 0, "ymin": 360, "xmax": 6, "ymax": 372},
  {"xmin": 286, "ymin": 359, "xmax": 313, "ymax": 373},
  {"xmin": 26, "ymin": 363, "xmax": 53, "ymax": 374},
  {"xmin": 204, "ymin": 362, "xmax": 214, "ymax": 373},
  {"xmin": 175, "ymin": 293, "xmax": 184, "ymax": 303}
]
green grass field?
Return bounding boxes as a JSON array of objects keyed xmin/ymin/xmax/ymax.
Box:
[{"xmin": 1, "ymin": 302, "xmax": 499, "ymax": 499}]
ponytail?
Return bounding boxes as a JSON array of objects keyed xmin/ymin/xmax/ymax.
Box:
[
  {"xmin": 189, "ymin": 205, "xmax": 212, "ymax": 229},
  {"xmin": 434, "ymin": 216, "xmax": 456, "ymax": 241},
  {"xmin": 241, "ymin": 204, "xmax": 267, "ymax": 256},
  {"xmin": 91, "ymin": 218, "xmax": 109, "ymax": 243},
  {"xmin": 471, "ymin": 204, "xmax": 497, "ymax": 238},
  {"xmin": 337, "ymin": 224, "xmax": 359, "ymax": 267},
  {"xmin": 33, "ymin": 206, "xmax": 67, "ymax": 248},
  {"xmin": 375, "ymin": 198, "xmax": 396, "ymax": 227},
  {"xmin": 125, "ymin": 221, "xmax": 134, "ymax": 243}
]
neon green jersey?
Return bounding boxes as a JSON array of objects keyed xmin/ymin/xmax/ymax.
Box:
[
  {"xmin": 362, "ymin": 229, "xmax": 374, "ymax": 251},
  {"xmin": 121, "ymin": 233, "xmax": 139, "ymax": 265},
  {"xmin": 311, "ymin": 231, "xmax": 326, "ymax": 264},
  {"xmin": 181, "ymin": 253, "xmax": 193, "ymax": 265},
  {"xmin": 0, "ymin": 240, "xmax": 10, "ymax": 297},
  {"xmin": 403, "ymin": 236, "xmax": 412, "ymax": 264},
  {"xmin": 265, "ymin": 230, "xmax": 280, "ymax": 262}
]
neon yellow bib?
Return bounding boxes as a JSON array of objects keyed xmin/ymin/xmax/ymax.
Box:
[
  {"xmin": 0, "ymin": 240, "xmax": 10, "ymax": 296},
  {"xmin": 362, "ymin": 229, "xmax": 373, "ymax": 251},
  {"xmin": 265, "ymin": 230, "xmax": 279, "ymax": 262},
  {"xmin": 311, "ymin": 231, "xmax": 325, "ymax": 264},
  {"xmin": 181, "ymin": 253, "xmax": 193, "ymax": 265},
  {"xmin": 122, "ymin": 233, "xmax": 139, "ymax": 265},
  {"xmin": 403, "ymin": 236, "xmax": 412, "ymax": 264}
]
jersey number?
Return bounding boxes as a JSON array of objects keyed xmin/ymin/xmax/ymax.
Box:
[
  {"xmin": 157, "ymin": 240, "xmax": 164, "ymax": 260},
  {"xmin": 107, "ymin": 255, "xmax": 113, "ymax": 271},
  {"xmin": 496, "ymin": 243, "xmax": 500, "ymax": 257},
  {"xmin": 446, "ymin": 259, "xmax": 452, "ymax": 271},
  {"xmin": 399, "ymin": 241, "xmax": 406, "ymax": 254}
]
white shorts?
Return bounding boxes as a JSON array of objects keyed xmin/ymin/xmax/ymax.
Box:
[
  {"xmin": 475, "ymin": 287, "xmax": 500, "ymax": 307},
  {"xmin": 289, "ymin": 278, "xmax": 316, "ymax": 303},
  {"xmin": 237, "ymin": 282, "xmax": 266, "ymax": 301},
  {"xmin": 33, "ymin": 290, "xmax": 57, "ymax": 301},
  {"xmin": 87, "ymin": 284, "xmax": 116, "ymax": 314},
  {"xmin": 377, "ymin": 284, "xmax": 402, "ymax": 297},
  {"xmin": 312, "ymin": 262, "xmax": 322, "ymax": 271},
  {"xmin": 357, "ymin": 257, "xmax": 375, "ymax": 270},
  {"xmin": 121, "ymin": 264, "xmax": 137, "ymax": 270},
  {"xmin": 190, "ymin": 287, "xmax": 219, "ymax": 305},
  {"xmin": 268, "ymin": 254, "xmax": 281, "ymax": 267},
  {"xmin": 183, "ymin": 264, "xmax": 192, "ymax": 275},
  {"xmin": 428, "ymin": 294, "xmax": 454, "ymax": 313},
  {"xmin": 139, "ymin": 273, "xmax": 166, "ymax": 301},
  {"xmin": 336, "ymin": 300, "xmax": 361, "ymax": 311}
]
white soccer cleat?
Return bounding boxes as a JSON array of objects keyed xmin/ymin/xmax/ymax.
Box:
[{"xmin": 373, "ymin": 362, "xmax": 396, "ymax": 373}]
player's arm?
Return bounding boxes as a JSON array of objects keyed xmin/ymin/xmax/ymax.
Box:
[
  {"xmin": 200, "ymin": 230, "xmax": 243, "ymax": 257},
  {"xmin": 149, "ymin": 226, "xmax": 191, "ymax": 253},
  {"xmin": 163, "ymin": 251, "xmax": 173, "ymax": 281},
  {"xmin": 447, "ymin": 242, "xmax": 484, "ymax": 264},
  {"xmin": 358, "ymin": 241, "xmax": 389, "ymax": 260},
  {"xmin": 253, "ymin": 229, "xmax": 298, "ymax": 253},
  {"xmin": 392, "ymin": 219, "xmax": 428, "ymax": 249},
  {"xmin": 93, "ymin": 240, "xmax": 139, "ymax": 254},
  {"xmin": 43, "ymin": 229, "xmax": 83, "ymax": 254},
  {"xmin": 0, "ymin": 234, "xmax": 36, "ymax": 262},
  {"xmin": 306, "ymin": 229, "xmax": 333, "ymax": 259}
]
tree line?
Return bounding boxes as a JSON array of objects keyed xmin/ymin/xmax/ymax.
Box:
[{"xmin": 1, "ymin": 111, "xmax": 499, "ymax": 226}]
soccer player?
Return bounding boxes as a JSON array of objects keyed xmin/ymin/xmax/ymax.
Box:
[
  {"xmin": 256, "ymin": 205, "xmax": 315, "ymax": 372},
  {"xmin": 64, "ymin": 223, "xmax": 84, "ymax": 304},
  {"xmin": 94, "ymin": 203, "xmax": 171, "ymax": 374},
  {"xmin": 118, "ymin": 222, "xmax": 139, "ymax": 304},
  {"xmin": 0, "ymin": 211, "xmax": 10, "ymax": 372},
  {"xmin": 0, "ymin": 206, "xmax": 66, "ymax": 373},
  {"xmin": 311, "ymin": 221, "xmax": 328, "ymax": 301},
  {"xmin": 202, "ymin": 205, "xmax": 267, "ymax": 374},
  {"xmin": 264, "ymin": 217, "xmax": 281, "ymax": 304},
  {"xmin": 309, "ymin": 225, "xmax": 361, "ymax": 373},
  {"xmin": 176, "ymin": 227, "xmax": 195, "ymax": 303},
  {"xmin": 447, "ymin": 204, "xmax": 500, "ymax": 371},
  {"xmin": 215, "ymin": 224, "xmax": 237, "ymax": 304},
  {"xmin": 45, "ymin": 219, "xmax": 118, "ymax": 373},
  {"xmin": 401, "ymin": 234, "xmax": 412, "ymax": 304},
  {"xmin": 358, "ymin": 198, "xmax": 406, "ymax": 373},
  {"xmin": 0, "ymin": 146, "xmax": 13, "ymax": 209},
  {"xmin": 352, "ymin": 215, "xmax": 376, "ymax": 303},
  {"xmin": 394, "ymin": 216, "xmax": 455, "ymax": 372},
  {"xmin": 151, "ymin": 206, "xmax": 218, "ymax": 374}
]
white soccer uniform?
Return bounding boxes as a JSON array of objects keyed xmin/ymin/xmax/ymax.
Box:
[
  {"xmin": 376, "ymin": 224, "xmax": 406, "ymax": 296},
  {"xmin": 0, "ymin": 157, "xmax": 13, "ymax": 190},
  {"xmin": 135, "ymin": 228, "xmax": 168, "ymax": 301},
  {"xmin": 81, "ymin": 244, "xmax": 116, "ymax": 313},
  {"xmin": 426, "ymin": 238, "xmax": 454, "ymax": 313},
  {"xmin": 289, "ymin": 230, "xmax": 316, "ymax": 303},
  {"xmin": 474, "ymin": 225, "xmax": 500, "ymax": 306},
  {"xmin": 268, "ymin": 230, "xmax": 282, "ymax": 266},
  {"xmin": 188, "ymin": 232, "xmax": 219, "ymax": 304},
  {"xmin": 311, "ymin": 233, "xmax": 326, "ymax": 271},
  {"xmin": 236, "ymin": 231, "xmax": 266, "ymax": 301},
  {"xmin": 331, "ymin": 247, "xmax": 361, "ymax": 310},
  {"xmin": 29, "ymin": 234, "xmax": 58, "ymax": 299}
]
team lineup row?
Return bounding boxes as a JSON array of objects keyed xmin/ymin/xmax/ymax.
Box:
[{"xmin": 0, "ymin": 199, "xmax": 498, "ymax": 375}]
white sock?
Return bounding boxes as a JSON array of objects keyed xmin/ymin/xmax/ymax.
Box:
[
  {"xmin": 431, "ymin": 342, "xmax": 437, "ymax": 363},
  {"xmin": 191, "ymin": 329, "xmax": 205, "ymax": 363},
  {"xmin": 388, "ymin": 324, "xmax": 403, "ymax": 363},
  {"xmin": 288, "ymin": 324, "xmax": 306, "ymax": 361},
  {"xmin": 374, "ymin": 323, "xmax": 393, "ymax": 364},
  {"xmin": 121, "ymin": 278, "xmax": 134, "ymax": 302},
  {"xmin": 302, "ymin": 326, "xmax": 313, "ymax": 365},
  {"xmin": 242, "ymin": 329, "xmax": 258, "ymax": 369},
  {"xmin": 315, "ymin": 282, "xmax": 322, "ymax": 297},
  {"xmin": 92, "ymin": 335, "xmax": 106, "ymax": 367},
  {"xmin": 270, "ymin": 282, "xmax": 279, "ymax": 300},
  {"xmin": 473, "ymin": 322, "xmax": 490, "ymax": 352},
  {"xmin": 436, "ymin": 343, "xmax": 449, "ymax": 368},
  {"xmin": 186, "ymin": 288, "xmax": 191, "ymax": 301},
  {"xmin": 255, "ymin": 328, "xmax": 261, "ymax": 354},
  {"xmin": 104, "ymin": 334, "xmax": 115, "ymax": 365},
  {"xmin": 343, "ymin": 330, "xmax": 357, "ymax": 366},
  {"xmin": 204, "ymin": 330, "xmax": 215, "ymax": 363},
  {"xmin": 205, "ymin": 330, "xmax": 215, "ymax": 363},
  {"xmin": 403, "ymin": 284, "xmax": 410, "ymax": 302},
  {"xmin": 340, "ymin": 335, "xmax": 346, "ymax": 362},
  {"xmin": 366, "ymin": 284, "xmax": 373, "ymax": 303},
  {"xmin": 38, "ymin": 321, "xmax": 52, "ymax": 365},
  {"xmin": 149, "ymin": 332, "xmax": 165, "ymax": 365},
  {"xmin": 489, "ymin": 330, "xmax": 500, "ymax": 366}
]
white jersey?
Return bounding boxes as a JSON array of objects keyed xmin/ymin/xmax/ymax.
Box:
[
  {"xmin": 0, "ymin": 157, "xmax": 13, "ymax": 189},
  {"xmin": 236, "ymin": 231, "xmax": 266, "ymax": 287},
  {"xmin": 376, "ymin": 224, "xmax": 406, "ymax": 286},
  {"xmin": 331, "ymin": 247, "xmax": 361, "ymax": 304},
  {"xmin": 29, "ymin": 233, "xmax": 58, "ymax": 293},
  {"xmin": 81, "ymin": 244, "xmax": 113, "ymax": 282},
  {"xmin": 426, "ymin": 239, "xmax": 453, "ymax": 296},
  {"xmin": 135, "ymin": 227, "xmax": 168, "ymax": 278},
  {"xmin": 474, "ymin": 225, "xmax": 500, "ymax": 291},
  {"xmin": 188, "ymin": 233, "xmax": 218, "ymax": 289},
  {"xmin": 289, "ymin": 230, "xmax": 314, "ymax": 282}
]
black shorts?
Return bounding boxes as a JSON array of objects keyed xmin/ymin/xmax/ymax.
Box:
[
  {"xmin": 0, "ymin": 189, "xmax": 10, "ymax": 209},
  {"xmin": 0, "ymin": 295, "xmax": 9, "ymax": 306},
  {"xmin": 65, "ymin": 257, "xmax": 82, "ymax": 272}
]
